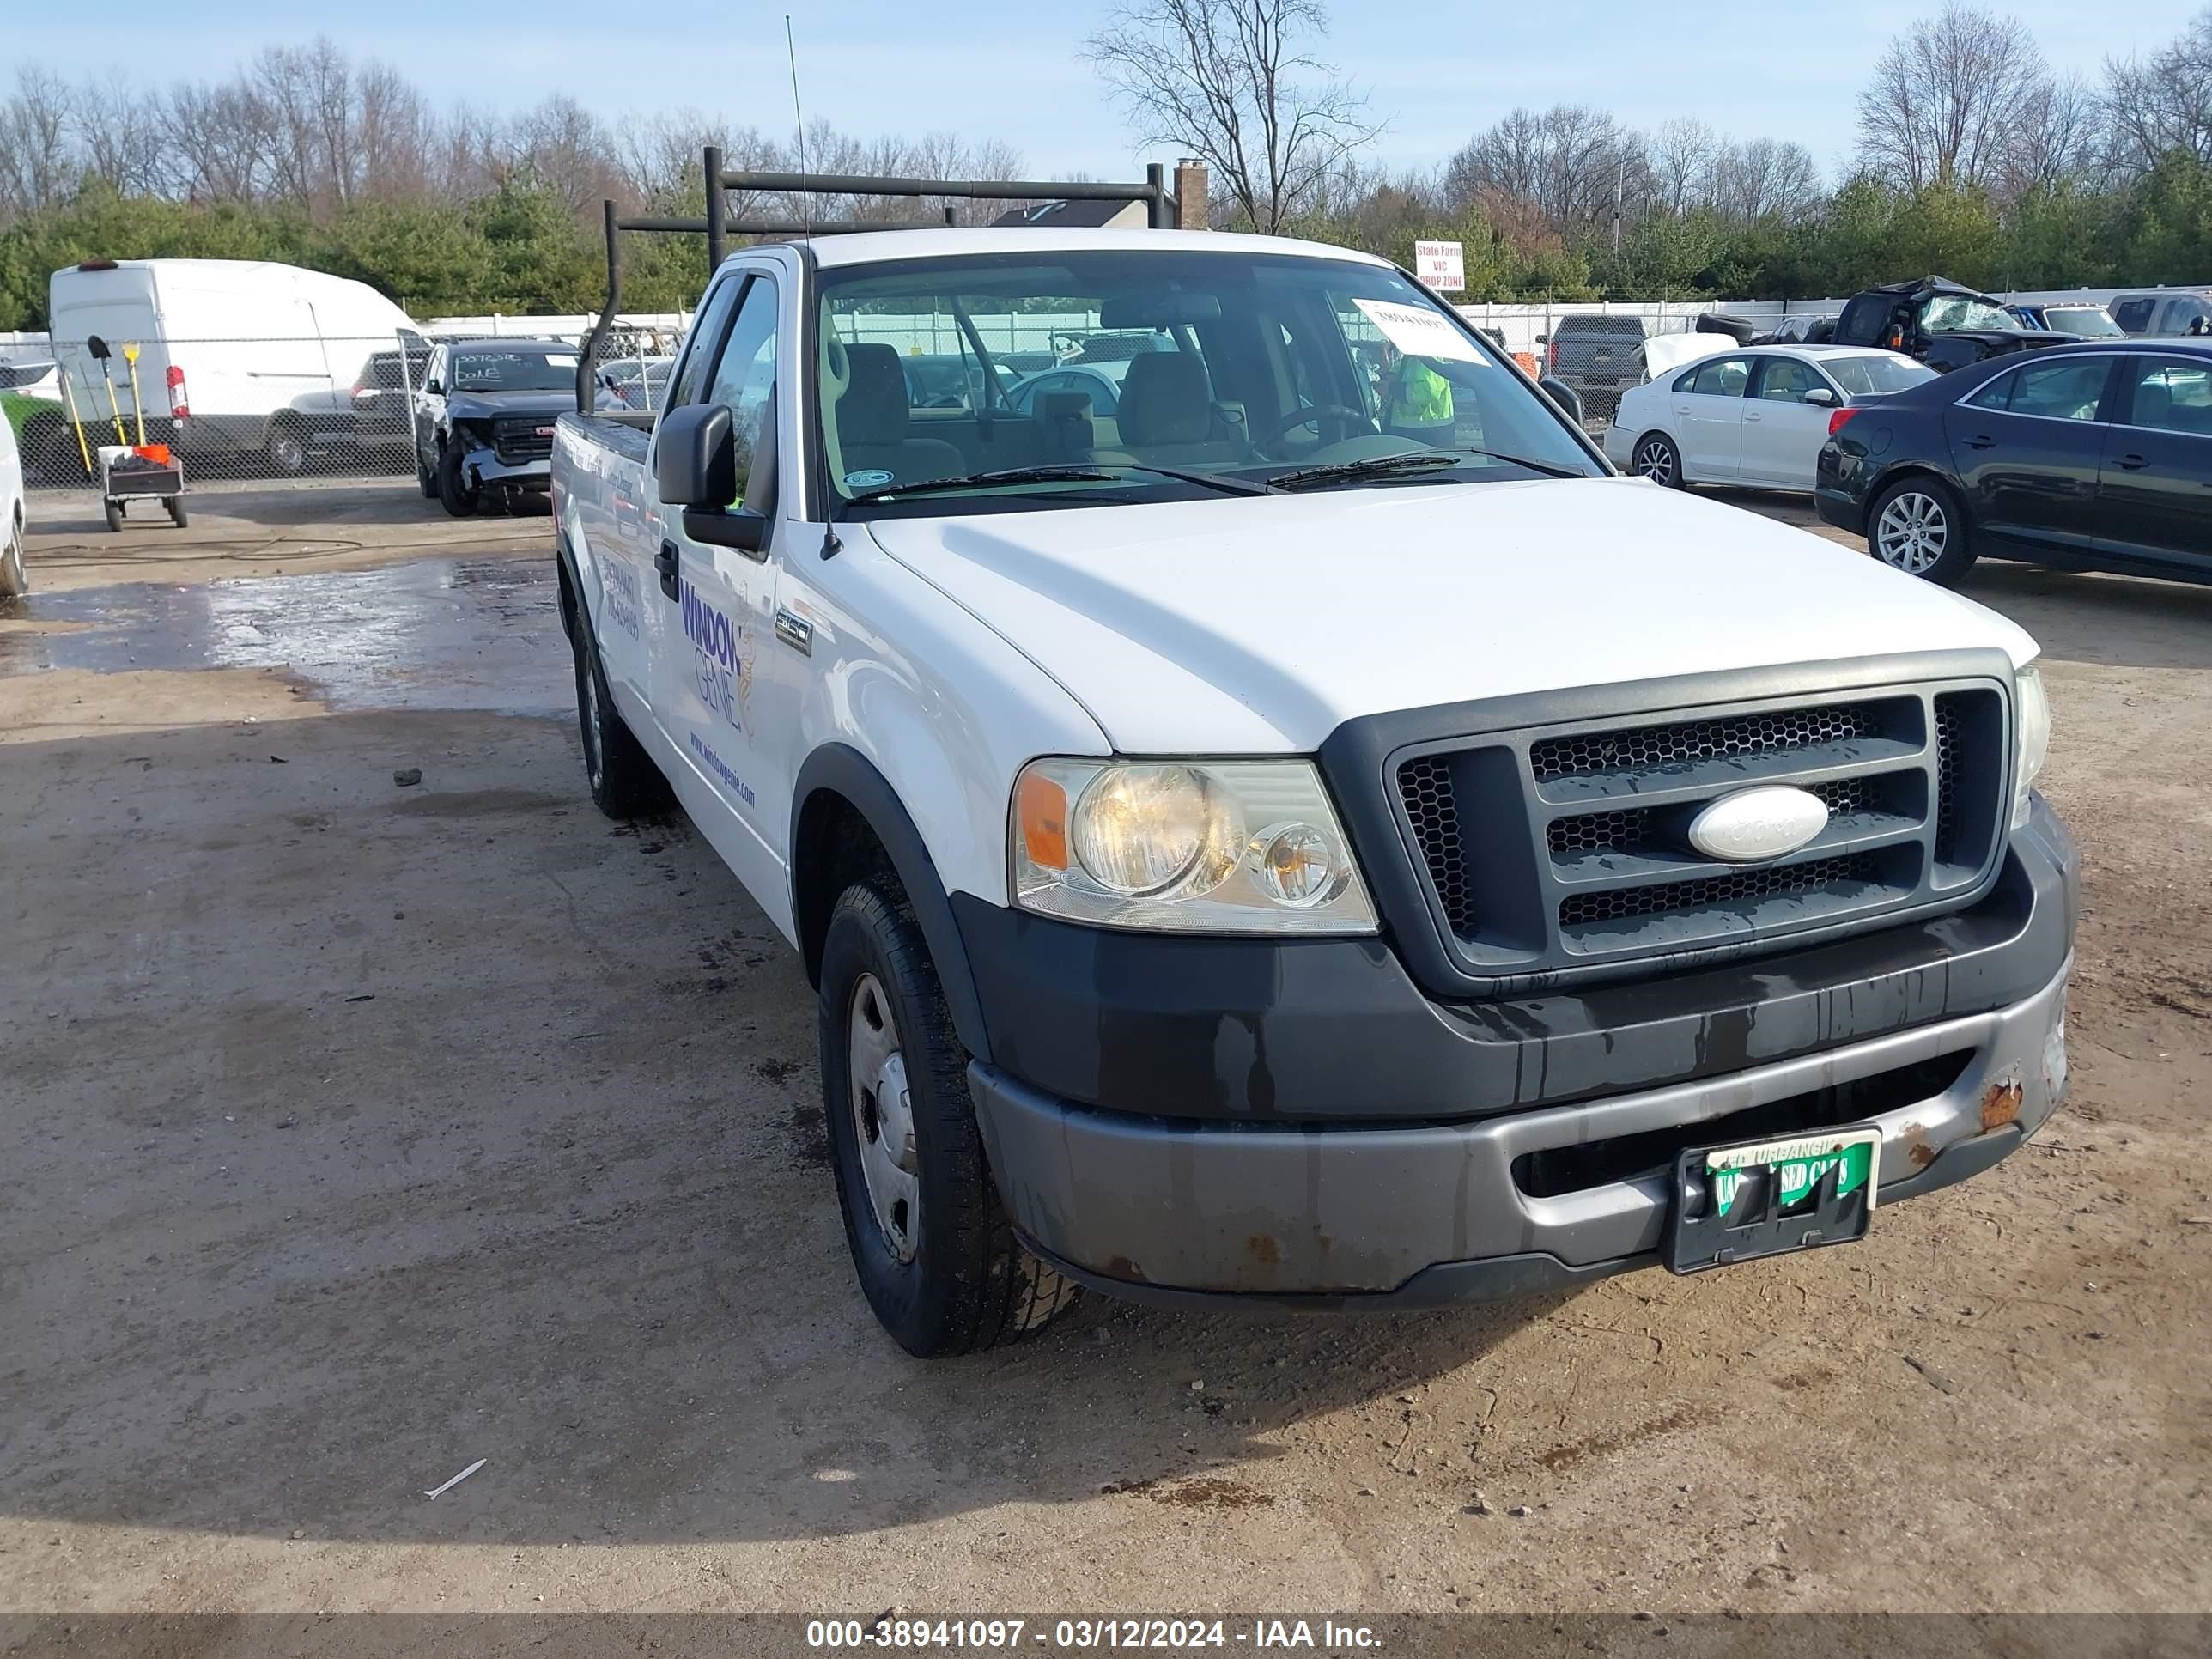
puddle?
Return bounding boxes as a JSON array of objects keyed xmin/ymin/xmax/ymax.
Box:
[{"xmin": 0, "ymin": 554, "xmax": 567, "ymax": 717}]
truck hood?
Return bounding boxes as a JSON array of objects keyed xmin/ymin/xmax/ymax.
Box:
[
  {"xmin": 863, "ymin": 477, "xmax": 2038, "ymax": 754},
  {"xmin": 447, "ymin": 389, "xmax": 586, "ymax": 420}
]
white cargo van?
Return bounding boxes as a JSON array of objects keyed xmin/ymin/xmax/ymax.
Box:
[{"xmin": 45, "ymin": 259, "xmax": 424, "ymax": 475}]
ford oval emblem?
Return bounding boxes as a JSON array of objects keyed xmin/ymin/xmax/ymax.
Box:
[{"xmin": 1686, "ymin": 786, "xmax": 1829, "ymax": 863}]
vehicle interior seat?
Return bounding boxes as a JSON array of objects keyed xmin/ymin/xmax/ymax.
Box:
[
  {"xmin": 835, "ymin": 343, "xmax": 966, "ymax": 483},
  {"xmin": 1103, "ymin": 352, "xmax": 1247, "ymax": 465},
  {"xmin": 2135, "ymin": 380, "xmax": 2172, "ymax": 430}
]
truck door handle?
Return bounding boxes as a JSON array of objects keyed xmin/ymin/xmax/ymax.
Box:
[
  {"xmin": 2113, "ymin": 453, "xmax": 2149, "ymax": 471},
  {"xmin": 654, "ymin": 539, "xmax": 680, "ymax": 600},
  {"xmin": 1965, "ymin": 434, "xmax": 1996, "ymax": 449}
]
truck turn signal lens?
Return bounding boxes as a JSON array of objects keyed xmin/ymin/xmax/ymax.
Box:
[{"xmin": 1016, "ymin": 770, "xmax": 1069, "ymax": 871}]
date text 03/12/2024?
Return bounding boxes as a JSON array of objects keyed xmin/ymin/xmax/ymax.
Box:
[{"xmin": 805, "ymin": 1620, "xmax": 1380, "ymax": 1650}]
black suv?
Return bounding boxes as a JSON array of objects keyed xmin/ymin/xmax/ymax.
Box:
[
  {"xmin": 1539, "ymin": 314, "xmax": 1645, "ymax": 418},
  {"xmin": 1832, "ymin": 276, "xmax": 2064, "ymax": 374}
]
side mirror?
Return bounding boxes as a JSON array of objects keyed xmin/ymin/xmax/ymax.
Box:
[
  {"xmin": 656, "ymin": 400, "xmax": 774, "ymax": 555},
  {"xmin": 424, "ymin": 379, "xmax": 442, "ymax": 396},
  {"xmin": 1539, "ymin": 376, "xmax": 1583, "ymax": 428},
  {"xmin": 1534, "ymin": 332, "xmax": 1550, "ymax": 345},
  {"xmin": 1802, "ymin": 386, "xmax": 1836, "ymax": 406}
]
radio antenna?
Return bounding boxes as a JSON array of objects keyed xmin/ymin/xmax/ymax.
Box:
[{"xmin": 786, "ymin": 15, "xmax": 813, "ymax": 244}]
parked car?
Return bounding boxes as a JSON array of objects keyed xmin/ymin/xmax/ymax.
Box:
[
  {"xmin": 351, "ymin": 345, "xmax": 433, "ymax": 456},
  {"xmin": 552, "ymin": 225, "xmax": 2073, "ymax": 1358},
  {"xmin": 597, "ymin": 355, "xmax": 674, "ymax": 410},
  {"xmin": 1538, "ymin": 313, "xmax": 1646, "ymax": 416},
  {"xmin": 0, "ymin": 364, "xmax": 71, "ymax": 483},
  {"xmin": 0, "ymin": 387, "xmax": 26, "ymax": 596},
  {"xmin": 47, "ymin": 258, "xmax": 426, "ymax": 476},
  {"xmin": 1816, "ymin": 339, "xmax": 2212, "ymax": 586},
  {"xmin": 1831, "ymin": 276, "xmax": 2065, "ymax": 373},
  {"xmin": 1005, "ymin": 361, "xmax": 1132, "ymax": 417},
  {"xmin": 2107, "ymin": 289, "xmax": 2212, "ymax": 337},
  {"xmin": 0, "ymin": 359, "xmax": 58, "ymax": 395},
  {"xmin": 412, "ymin": 337, "xmax": 594, "ymax": 516},
  {"xmin": 1606, "ymin": 345, "xmax": 1935, "ymax": 492},
  {"xmin": 2005, "ymin": 301, "xmax": 2124, "ymax": 339}
]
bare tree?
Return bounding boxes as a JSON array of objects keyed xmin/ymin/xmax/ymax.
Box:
[
  {"xmin": 1443, "ymin": 105, "xmax": 1647, "ymax": 233},
  {"xmin": 1709, "ymin": 137, "xmax": 1822, "ymax": 220},
  {"xmin": 1650, "ymin": 118, "xmax": 1721, "ymax": 216},
  {"xmin": 2006, "ymin": 75, "xmax": 2100, "ymax": 193},
  {"xmin": 2103, "ymin": 8, "xmax": 2212, "ymax": 176},
  {"xmin": 0, "ymin": 66, "xmax": 76, "ymax": 219},
  {"xmin": 73, "ymin": 72, "xmax": 166, "ymax": 198},
  {"xmin": 1083, "ymin": 0, "xmax": 1382, "ymax": 233},
  {"xmin": 1856, "ymin": 2, "xmax": 2049, "ymax": 191}
]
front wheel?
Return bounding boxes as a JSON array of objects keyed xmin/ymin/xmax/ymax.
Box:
[
  {"xmin": 820, "ymin": 880, "xmax": 1078, "ymax": 1358},
  {"xmin": 0, "ymin": 512, "xmax": 27, "ymax": 597},
  {"xmin": 1632, "ymin": 430, "xmax": 1683, "ymax": 488},
  {"xmin": 1869, "ymin": 477, "xmax": 1975, "ymax": 586},
  {"xmin": 436, "ymin": 441, "xmax": 479, "ymax": 518},
  {"xmin": 103, "ymin": 498, "xmax": 123, "ymax": 533}
]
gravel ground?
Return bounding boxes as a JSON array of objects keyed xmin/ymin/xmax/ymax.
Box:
[{"xmin": 1, "ymin": 483, "xmax": 2207, "ymax": 1620}]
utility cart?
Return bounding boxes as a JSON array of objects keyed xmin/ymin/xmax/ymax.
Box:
[{"xmin": 95, "ymin": 443, "xmax": 187, "ymax": 531}]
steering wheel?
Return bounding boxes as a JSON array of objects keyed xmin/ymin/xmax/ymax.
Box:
[{"xmin": 1264, "ymin": 403, "xmax": 1375, "ymax": 447}]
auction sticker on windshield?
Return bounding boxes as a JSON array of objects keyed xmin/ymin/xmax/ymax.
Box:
[{"xmin": 1352, "ymin": 298, "xmax": 1489, "ymax": 364}]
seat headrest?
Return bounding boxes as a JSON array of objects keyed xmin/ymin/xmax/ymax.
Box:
[
  {"xmin": 1116, "ymin": 353, "xmax": 1212, "ymax": 446},
  {"xmin": 838, "ymin": 343, "xmax": 912, "ymax": 445},
  {"xmin": 2136, "ymin": 380, "xmax": 2172, "ymax": 428}
]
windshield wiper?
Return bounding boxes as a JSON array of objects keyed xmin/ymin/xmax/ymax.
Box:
[
  {"xmin": 1269, "ymin": 447, "xmax": 1587, "ymax": 491},
  {"xmin": 846, "ymin": 462, "xmax": 1273, "ymax": 504}
]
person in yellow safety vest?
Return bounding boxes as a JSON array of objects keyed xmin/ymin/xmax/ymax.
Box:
[{"xmin": 1384, "ymin": 345, "xmax": 1455, "ymax": 441}]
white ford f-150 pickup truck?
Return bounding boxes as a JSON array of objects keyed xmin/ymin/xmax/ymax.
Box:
[{"xmin": 550, "ymin": 227, "xmax": 2074, "ymax": 1358}]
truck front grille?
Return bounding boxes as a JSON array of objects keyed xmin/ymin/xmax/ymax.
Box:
[
  {"xmin": 1386, "ymin": 675, "xmax": 2011, "ymax": 984},
  {"xmin": 491, "ymin": 416, "xmax": 556, "ymax": 464}
]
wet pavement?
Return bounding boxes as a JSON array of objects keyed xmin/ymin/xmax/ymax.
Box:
[{"xmin": 0, "ymin": 550, "xmax": 567, "ymax": 717}]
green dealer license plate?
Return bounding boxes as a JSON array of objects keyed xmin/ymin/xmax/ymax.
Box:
[{"xmin": 1666, "ymin": 1126, "xmax": 1882, "ymax": 1274}]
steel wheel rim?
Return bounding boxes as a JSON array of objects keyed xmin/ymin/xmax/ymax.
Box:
[
  {"xmin": 577, "ymin": 650, "xmax": 605, "ymax": 788},
  {"xmin": 1875, "ymin": 492, "xmax": 1948, "ymax": 573},
  {"xmin": 847, "ymin": 972, "xmax": 920, "ymax": 1264},
  {"xmin": 1634, "ymin": 438, "xmax": 1675, "ymax": 483},
  {"xmin": 271, "ymin": 433, "xmax": 306, "ymax": 471}
]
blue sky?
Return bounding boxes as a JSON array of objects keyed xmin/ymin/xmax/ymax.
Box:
[{"xmin": 15, "ymin": 1, "xmax": 2205, "ymax": 181}]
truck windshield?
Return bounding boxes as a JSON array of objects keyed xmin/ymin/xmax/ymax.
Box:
[
  {"xmin": 816, "ymin": 248, "xmax": 1601, "ymax": 517},
  {"xmin": 1920, "ymin": 295, "xmax": 2014, "ymax": 334},
  {"xmin": 2042, "ymin": 307, "xmax": 2124, "ymax": 338},
  {"xmin": 450, "ymin": 349, "xmax": 577, "ymax": 392}
]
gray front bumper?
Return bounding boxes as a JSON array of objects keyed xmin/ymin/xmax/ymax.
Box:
[
  {"xmin": 463, "ymin": 446, "xmax": 551, "ymax": 488},
  {"xmin": 973, "ymin": 956, "xmax": 2070, "ymax": 1305}
]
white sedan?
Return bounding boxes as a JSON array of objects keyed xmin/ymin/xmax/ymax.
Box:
[{"xmin": 1604, "ymin": 344, "xmax": 1933, "ymax": 493}]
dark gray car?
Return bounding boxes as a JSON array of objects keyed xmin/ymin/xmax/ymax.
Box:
[
  {"xmin": 414, "ymin": 339, "xmax": 589, "ymax": 516},
  {"xmin": 1539, "ymin": 314, "xmax": 1646, "ymax": 420}
]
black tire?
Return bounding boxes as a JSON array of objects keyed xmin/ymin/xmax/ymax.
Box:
[
  {"xmin": 820, "ymin": 878, "xmax": 1079, "ymax": 1358},
  {"xmin": 167, "ymin": 495, "xmax": 188, "ymax": 528},
  {"xmin": 0, "ymin": 511, "xmax": 27, "ymax": 598},
  {"xmin": 103, "ymin": 498, "xmax": 123, "ymax": 533},
  {"xmin": 569, "ymin": 605, "xmax": 669, "ymax": 818},
  {"xmin": 416, "ymin": 457, "xmax": 438, "ymax": 499},
  {"xmin": 264, "ymin": 421, "xmax": 309, "ymax": 477},
  {"xmin": 1631, "ymin": 429, "xmax": 1683, "ymax": 488},
  {"xmin": 1867, "ymin": 475, "xmax": 1976, "ymax": 586},
  {"xmin": 436, "ymin": 442, "xmax": 479, "ymax": 518}
]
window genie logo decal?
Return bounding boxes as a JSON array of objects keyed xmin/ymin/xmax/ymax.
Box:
[{"xmin": 679, "ymin": 579, "xmax": 751, "ymax": 735}]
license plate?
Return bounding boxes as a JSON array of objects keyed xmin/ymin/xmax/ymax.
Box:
[{"xmin": 1665, "ymin": 1125, "xmax": 1881, "ymax": 1275}]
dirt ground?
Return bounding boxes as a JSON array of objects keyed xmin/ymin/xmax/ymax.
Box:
[{"xmin": 2, "ymin": 480, "xmax": 2208, "ymax": 1619}]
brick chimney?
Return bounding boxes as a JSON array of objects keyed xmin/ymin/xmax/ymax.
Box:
[{"xmin": 1174, "ymin": 158, "xmax": 1209, "ymax": 230}]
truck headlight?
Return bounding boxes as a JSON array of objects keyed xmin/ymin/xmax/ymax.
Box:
[
  {"xmin": 2012, "ymin": 663, "xmax": 2050, "ymax": 830},
  {"xmin": 1011, "ymin": 758, "xmax": 1378, "ymax": 934}
]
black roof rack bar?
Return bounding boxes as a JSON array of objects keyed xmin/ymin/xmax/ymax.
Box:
[{"xmin": 581, "ymin": 149, "xmax": 1177, "ymax": 410}]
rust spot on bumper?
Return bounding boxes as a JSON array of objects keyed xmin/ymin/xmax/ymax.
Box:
[
  {"xmin": 1981, "ymin": 1068, "xmax": 2025, "ymax": 1132},
  {"xmin": 1245, "ymin": 1234, "xmax": 1281, "ymax": 1267},
  {"xmin": 1902, "ymin": 1123, "xmax": 1937, "ymax": 1169},
  {"xmin": 1102, "ymin": 1255, "xmax": 1148, "ymax": 1283}
]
